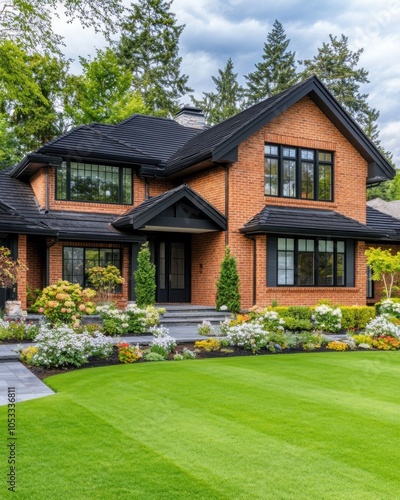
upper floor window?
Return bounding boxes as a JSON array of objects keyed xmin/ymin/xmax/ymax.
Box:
[
  {"xmin": 264, "ymin": 145, "xmax": 333, "ymax": 201},
  {"xmin": 56, "ymin": 161, "xmax": 133, "ymax": 204}
]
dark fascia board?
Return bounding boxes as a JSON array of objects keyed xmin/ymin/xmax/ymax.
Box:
[
  {"xmin": 10, "ymin": 154, "xmax": 63, "ymax": 180},
  {"xmin": 56, "ymin": 231, "xmax": 146, "ymax": 243},
  {"xmin": 115, "ymin": 185, "xmax": 226, "ymax": 230},
  {"xmin": 212, "ymin": 77, "xmax": 395, "ymax": 181},
  {"xmin": 0, "ymin": 223, "xmax": 56, "ymax": 236},
  {"xmin": 240, "ymin": 224, "xmax": 387, "ymax": 240}
]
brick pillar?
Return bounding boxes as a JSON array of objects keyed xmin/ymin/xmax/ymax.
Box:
[{"xmin": 17, "ymin": 234, "xmax": 28, "ymax": 310}]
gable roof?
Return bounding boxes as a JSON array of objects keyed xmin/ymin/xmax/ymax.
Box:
[
  {"xmin": 241, "ymin": 205, "xmax": 387, "ymax": 240},
  {"xmin": 166, "ymin": 76, "xmax": 394, "ymax": 183},
  {"xmin": 113, "ymin": 184, "xmax": 226, "ymax": 233}
]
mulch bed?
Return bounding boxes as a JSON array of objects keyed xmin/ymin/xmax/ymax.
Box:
[{"xmin": 24, "ymin": 343, "xmax": 340, "ymax": 381}]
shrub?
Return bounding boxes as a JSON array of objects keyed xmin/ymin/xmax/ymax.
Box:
[
  {"xmin": 19, "ymin": 346, "xmax": 39, "ymax": 364},
  {"xmin": 216, "ymin": 246, "xmax": 240, "ymax": 313},
  {"xmin": 326, "ymin": 341, "xmax": 348, "ymax": 351},
  {"xmin": 354, "ymin": 307, "xmax": 375, "ymax": 330},
  {"xmin": 87, "ymin": 265, "xmax": 124, "ymax": 304},
  {"xmin": 271, "ymin": 306, "xmax": 290, "ymax": 318},
  {"xmin": 182, "ymin": 348, "xmax": 196, "ymax": 360},
  {"xmin": 194, "ymin": 338, "xmax": 221, "ymax": 352},
  {"xmin": 296, "ymin": 331, "xmax": 327, "ymax": 351},
  {"xmin": 225, "ymin": 322, "xmax": 268, "ymax": 353},
  {"xmin": 312, "ymin": 304, "xmax": 342, "ymax": 333},
  {"xmin": 97, "ymin": 304, "xmax": 149, "ymax": 335},
  {"xmin": 197, "ymin": 320, "xmax": 212, "ymax": 336},
  {"xmin": 31, "ymin": 324, "xmax": 113, "ymax": 367},
  {"xmin": 149, "ymin": 326, "xmax": 176, "ymax": 357},
  {"xmin": 287, "ymin": 306, "xmax": 312, "ymax": 321},
  {"xmin": 33, "ymin": 280, "xmax": 96, "ymax": 326},
  {"xmin": 145, "ymin": 305, "xmax": 165, "ymax": 327},
  {"xmin": 134, "ymin": 242, "xmax": 156, "ymax": 307},
  {"xmin": 352, "ymin": 334, "xmax": 373, "ymax": 346},
  {"xmin": 377, "ymin": 299, "xmax": 400, "ymax": 319},
  {"xmin": 282, "ymin": 317, "xmax": 313, "ymax": 332},
  {"xmin": 340, "ymin": 307, "xmax": 357, "ymax": 330},
  {"xmin": 0, "ymin": 319, "xmax": 39, "ymax": 341},
  {"xmin": 364, "ymin": 316, "xmax": 400, "ymax": 338},
  {"xmin": 259, "ymin": 310, "xmax": 285, "ymax": 332},
  {"xmin": 173, "ymin": 353, "xmax": 184, "ymax": 361},
  {"xmin": 371, "ymin": 336, "xmax": 400, "ymax": 350},
  {"xmin": 117, "ymin": 342, "xmax": 143, "ymax": 363},
  {"xmin": 143, "ymin": 351, "xmax": 165, "ymax": 362}
]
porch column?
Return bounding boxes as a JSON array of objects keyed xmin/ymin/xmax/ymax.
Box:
[{"xmin": 17, "ymin": 234, "xmax": 28, "ymax": 311}]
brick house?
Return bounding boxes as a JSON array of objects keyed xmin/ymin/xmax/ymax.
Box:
[{"xmin": 0, "ymin": 76, "xmax": 398, "ymax": 311}]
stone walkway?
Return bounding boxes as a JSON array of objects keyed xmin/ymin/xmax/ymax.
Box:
[{"xmin": 0, "ymin": 325, "xmax": 203, "ymax": 406}]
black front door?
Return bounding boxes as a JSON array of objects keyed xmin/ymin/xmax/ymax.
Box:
[{"xmin": 156, "ymin": 239, "xmax": 190, "ymax": 303}]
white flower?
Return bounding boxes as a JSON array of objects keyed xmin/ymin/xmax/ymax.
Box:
[{"xmin": 220, "ymin": 305, "xmax": 228, "ymax": 311}]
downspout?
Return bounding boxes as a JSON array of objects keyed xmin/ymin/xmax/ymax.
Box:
[
  {"xmin": 45, "ymin": 166, "xmax": 49, "ymax": 212},
  {"xmin": 245, "ymin": 234, "xmax": 257, "ymax": 306},
  {"xmin": 145, "ymin": 178, "xmax": 149, "ymax": 200},
  {"xmin": 46, "ymin": 233, "xmax": 59, "ymax": 286},
  {"xmin": 225, "ymin": 165, "xmax": 229, "ymax": 246}
]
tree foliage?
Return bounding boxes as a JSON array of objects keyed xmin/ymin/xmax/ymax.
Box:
[
  {"xmin": 365, "ymin": 247, "xmax": 400, "ymax": 299},
  {"xmin": 65, "ymin": 48, "xmax": 148, "ymax": 126},
  {"xmin": 87, "ymin": 265, "xmax": 125, "ymax": 304},
  {"xmin": 245, "ymin": 20, "xmax": 297, "ymax": 105},
  {"xmin": 300, "ymin": 34, "xmax": 378, "ymax": 138},
  {"xmin": 0, "ymin": 246, "xmax": 27, "ymax": 289},
  {"xmin": 0, "ymin": 0, "xmax": 124, "ymax": 54},
  {"xmin": 134, "ymin": 242, "xmax": 156, "ymax": 307},
  {"xmin": 192, "ymin": 58, "xmax": 244, "ymax": 126},
  {"xmin": 216, "ymin": 246, "xmax": 241, "ymax": 313},
  {"xmin": 116, "ymin": 0, "xmax": 192, "ymax": 116},
  {"xmin": 0, "ymin": 40, "xmax": 69, "ymax": 154}
]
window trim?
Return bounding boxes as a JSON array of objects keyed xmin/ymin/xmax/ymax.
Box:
[
  {"xmin": 264, "ymin": 144, "xmax": 334, "ymax": 201},
  {"xmin": 267, "ymin": 236, "xmax": 352, "ymax": 288},
  {"xmin": 62, "ymin": 246, "xmax": 123, "ymax": 289},
  {"xmin": 56, "ymin": 161, "xmax": 133, "ymax": 205}
]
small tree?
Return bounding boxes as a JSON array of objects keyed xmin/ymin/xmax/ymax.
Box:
[
  {"xmin": 0, "ymin": 246, "xmax": 27, "ymax": 289},
  {"xmin": 365, "ymin": 247, "xmax": 400, "ymax": 299},
  {"xmin": 216, "ymin": 246, "xmax": 241, "ymax": 313},
  {"xmin": 87, "ymin": 265, "xmax": 125, "ymax": 304},
  {"xmin": 134, "ymin": 242, "xmax": 156, "ymax": 307}
]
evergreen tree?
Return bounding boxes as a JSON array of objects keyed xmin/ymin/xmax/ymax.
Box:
[
  {"xmin": 115, "ymin": 0, "xmax": 192, "ymax": 116},
  {"xmin": 245, "ymin": 20, "xmax": 297, "ymax": 105},
  {"xmin": 216, "ymin": 246, "xmax": 241, "ymax": 313},
  {"xmin": 134, "ymin": 242, "xmax": 156, "ymax": 307},
  {"xmin": 300, "ymin": 34, "xmax": 379, "ymax": 138},
  {"xmin": 192, "ymin": 58, "xmax": 245, "ymax": 126},
  {"xmin": 65, "ymin": 48, "xmax": 148, "ymax": 126}
]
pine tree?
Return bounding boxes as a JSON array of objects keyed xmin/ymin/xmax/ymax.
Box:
[
  {"xmin": 300, "ymin": 34, "xmax": 379, "ymax": 139},
  {"xmin": 191, "ymin": 58, "xmax": 245, "ymax": 126},
  {"xmin": 245, "ymin": 20, "xmax": 297, "ymax": 105},
  {"xmin": 115, "ymin": 0, "xmax": 192, "ymax": 116},
  {"xmin": 216, "ymin": 246, "xmax": 241, "ymax": 313},
  {"xmin": 134, "ymin": 242, "xmax": 156, "ymax": 307}
]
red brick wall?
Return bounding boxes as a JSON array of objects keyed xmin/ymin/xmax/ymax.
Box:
[
  {"xmin": 186, "ymin": 96, "xmax": 370, "ymax": 308},
  {"xmin": 17, "ymin": 235, "xmax": 28, "ymax": 309}
]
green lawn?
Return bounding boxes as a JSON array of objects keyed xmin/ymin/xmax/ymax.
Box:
[{"xmin": 3, "ymin": 352, "xmax": 400, "ymax": 499}]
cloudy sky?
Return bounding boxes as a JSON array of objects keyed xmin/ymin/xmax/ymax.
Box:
[{"xmin": 55, "ymin": 0, "xmax": 400, "ymax": 165}]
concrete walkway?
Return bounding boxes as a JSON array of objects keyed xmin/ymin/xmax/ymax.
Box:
[{"xmin": 0, "ymin": 325, "xmax": 204, "ymax": 406}]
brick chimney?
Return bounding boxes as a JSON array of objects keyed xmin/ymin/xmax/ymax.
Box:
[{"xmin": 175, "ymin": 106, "xmax": 206, "ymax": 129}]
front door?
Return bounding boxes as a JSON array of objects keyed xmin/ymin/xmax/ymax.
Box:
[{"xmin": 156, "ymin": 239, "xmax": 190, "ymax": 303}]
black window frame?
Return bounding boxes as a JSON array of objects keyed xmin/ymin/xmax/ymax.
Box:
[
  {"xmin": 56, "ymin": 161, "xmax": 133, "ymax": 205},
  {"xmin": 275, "ymin": 237, "xmax": 346, "ymax": 287},
  {"xmin": 264, "ymin": 144, "xmax": 334, "ymax": 201},
  {"xmin": 62, "ymin": 246, "xmax": 122, "ymax": 288}
]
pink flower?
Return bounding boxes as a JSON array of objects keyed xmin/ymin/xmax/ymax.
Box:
[{"xmin": 38, "ymin": 307, "xmax": 44, "ymax": 313}]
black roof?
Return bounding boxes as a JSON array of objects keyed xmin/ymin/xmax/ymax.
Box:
[
  {"xmin": 366, "ymin": 206, "xmax": 400, "ymax": 241},
  {"xmin": 113, "ymin": 184, "xmax": 226, "ymax": 232},
  {"xmin": 241, "ymin": 205, "xmax": 388, "ymax": 240},
  {"xmin": 166, "ymin": 76, "xmax": 394, "ymax": 182},
  {"xmin": 11, "ymin": 115, "xmax": 201, "ymax": 180},
  {"xmin": 0, "ymin": 168, "xmax": 143, "ymax": 241}
]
